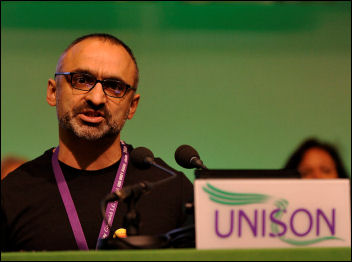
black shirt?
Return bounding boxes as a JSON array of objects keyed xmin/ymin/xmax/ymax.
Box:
[{"xmin": 1, "ymin": 145, "xmax": 194, "ymax": 251}]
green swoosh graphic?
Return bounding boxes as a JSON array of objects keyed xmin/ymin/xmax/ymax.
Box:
[
  {"xmin": 209, "ymin": 196, "xmax": 268, "ymax": 205},
  {"xmin": 278, "ymin": 236, "xmax": 343, "ymax": 246},
  {"xmin": 203, "ymin": 184, "xmax": 269, "ymax": 205},
  {"xmin": 205, "ymin": 183, "xmax": 269, "ymax": 199},
  {"xmin": 202, "ymin": 184, "xmax": 269, "ymax": 205},
  {"xmin": 271, "ymin": 200, "xmax": 343, "ymax": 246},
  {"xmin": 203, "ymin": 186, "xmax": 267, "ymax": 202}
]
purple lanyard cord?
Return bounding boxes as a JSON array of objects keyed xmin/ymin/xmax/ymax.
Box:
[{"xmin": 52, "ymin": 141, "xmax": 129, "ymax": 250}]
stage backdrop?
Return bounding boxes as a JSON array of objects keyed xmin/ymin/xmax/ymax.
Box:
[{"xmin": 1, "ymin": 2, "xmax": 351, "ymax": 182}]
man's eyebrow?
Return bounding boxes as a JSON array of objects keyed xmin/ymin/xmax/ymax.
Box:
[
  {"xmin": 73, "ymin": 69, "xmax": 126, "ymax": 82},
  {"xmin": 73, "ymin": 69, "xmax": 94, "ymax": 75}
]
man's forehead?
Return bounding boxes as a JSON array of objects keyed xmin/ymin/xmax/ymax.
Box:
[
  {"xmin": 61, "ymin": 39, "xmax": 135, "ymax": 73},
  {"xmin": 65, "ymin": 38, "xmax": 130, "ymax": 61}
]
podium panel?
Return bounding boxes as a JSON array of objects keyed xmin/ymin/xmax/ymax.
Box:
[{"xmin": 194, "ymin": 177, "xmax": 351, "ymax": 250}]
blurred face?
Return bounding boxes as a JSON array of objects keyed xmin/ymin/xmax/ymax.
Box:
[
  {"xmin": 298, "ymin": 147, "xmax": 338, "ymax": 179},
  {"xmin": 47, "ymin": 38, "xmax": 139, "ymax": 141}
]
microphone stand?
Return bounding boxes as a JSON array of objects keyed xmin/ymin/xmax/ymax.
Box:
[
  {"xmin": 120, "ymin": 159, "xmax": 177, "ymax": 237},
  {"xmin": 99, "ymin": 184, "xmax": 170, "ymax": 249},
  {"xmin": 122, "ymin": 186, "xmax": 143, "ymax": 236},
  {"xmin": 98, "ymin": 159, "xmax": 195, "ymax": 249}
]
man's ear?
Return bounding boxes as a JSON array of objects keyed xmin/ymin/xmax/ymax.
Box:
[
  {"xmin": 127, "ymin": 94, "xmax": 140, "ymax": 120},
  {"xmin": 47, "ymin": 79, "xmax": 57, "ymax": 106}
]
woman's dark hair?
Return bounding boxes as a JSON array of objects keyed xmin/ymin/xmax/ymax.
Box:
[{"xmin": 284, "ymin": 138, "xmax": 349, "ymax": 179}]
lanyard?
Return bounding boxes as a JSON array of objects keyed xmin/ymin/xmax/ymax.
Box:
[{"xmin": 51, "ymin": 141, "xmax": 129, "ymax": 250}]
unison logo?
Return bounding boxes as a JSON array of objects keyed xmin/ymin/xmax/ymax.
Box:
[{"xmin": 202, "ymin": 183, "xmax": 344, "ymax": 246}]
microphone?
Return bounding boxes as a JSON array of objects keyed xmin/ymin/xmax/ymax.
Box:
[
  {"xmin": 130, "ymin": 147, "xmax": 178, "ymax": 185},
  {"xmin": 102, "ymin": 147, "xmax": 177, "ymax": 209},
  {"xmin": 100, "ymin": 146, "xmax": 179, "ymax": 242},
  {"xmin": 99, "ymin": 146, "xmax": 195, "ymax": 249},
  {"xmin": 100, "ymin": 180, "xmax": 153, "ymax": 233},
  {"xmin": 130, "ymin": 147, "xmax": 154, "ymax": 169},
  {"xmin": 175, "ymin": 145, "xmax": 208, "ymax": 169},
  {"xmin": 103, "ymin": 181, "xmax": 152, "ymax": 203}
]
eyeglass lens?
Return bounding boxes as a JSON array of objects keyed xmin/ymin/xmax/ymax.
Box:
[{"xmin": 71, "ymin": 73, "xmax": 127, "ymax": 97}]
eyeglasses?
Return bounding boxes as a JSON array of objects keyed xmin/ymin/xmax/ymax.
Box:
[{"xmin": 54, "ymin": 72, "xmax": 136, "ymax": 98}]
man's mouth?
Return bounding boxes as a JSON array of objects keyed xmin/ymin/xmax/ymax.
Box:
[{"xmin": 78, "ymin": 110, "xmax": 105, "ymax": 124}]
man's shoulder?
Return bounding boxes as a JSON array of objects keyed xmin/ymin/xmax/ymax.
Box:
[{"xmin": 1, "ymin": 148, "xmax": 55, "ymax": 186}]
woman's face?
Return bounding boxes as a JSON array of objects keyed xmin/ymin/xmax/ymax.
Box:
[{"xmin": 298, "ymin": 147, "xmax": 339, "ymax": 179}]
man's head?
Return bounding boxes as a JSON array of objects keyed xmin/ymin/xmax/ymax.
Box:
[
  {"xmin": 55, "ymin": 33, "xmax": 139, "ymax": 88},
  {"xmin": 47, "ymin": 33, "xmax": 140, "ymax": 141}
]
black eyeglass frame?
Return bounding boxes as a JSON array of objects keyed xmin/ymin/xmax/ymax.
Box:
[{"xmin": 54, "ymin": 72, "xmax": 136, "ymax": 98}]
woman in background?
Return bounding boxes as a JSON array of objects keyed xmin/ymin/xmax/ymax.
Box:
[{"xmin": 284, "ymin": 138, "xmax": 349, "ymax": 179}]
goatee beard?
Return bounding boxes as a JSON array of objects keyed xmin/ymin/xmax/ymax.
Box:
[{"xmin": 58, "ymin": 105, "xmax": 122, "ymax": 141}]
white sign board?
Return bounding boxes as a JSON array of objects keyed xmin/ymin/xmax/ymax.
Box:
[{"xmin": 194, "ymin": 179, "xmax": 351, "ymax": 249}]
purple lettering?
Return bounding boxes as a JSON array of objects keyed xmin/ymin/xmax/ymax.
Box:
[
  {"xmin": 238, "ymin": 210, "xmax": 258, "ymax": 237},
  {"xmin": 262, "ymin": 210, "xmax": 266, "ymax": 237},
  {"xmin": 290, "ymin": 208, "xmax": 313, "ymax": 237},
  {"xmin": 215, "ymin": 210, "xmax": 234, "ymax": 238},
  {"xmin": 269, "ymin": 208, "xmax": 287, "ymax": 237},
  {"xmin": 121, "ymin": 164, "xmax": 126, "ymax": 172},
  {"xmin": 316, "ymin": 209, "xmax": 335, "ymax": 236}
]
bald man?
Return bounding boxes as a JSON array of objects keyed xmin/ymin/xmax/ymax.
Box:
[{"xmin": 1, "ymin": 33, "xmax": 193, "ymax": 251}]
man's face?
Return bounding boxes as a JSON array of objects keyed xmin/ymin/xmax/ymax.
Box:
[{"xmin": 48, "ymin": 38, "xmax": 139, "ymax": 141}]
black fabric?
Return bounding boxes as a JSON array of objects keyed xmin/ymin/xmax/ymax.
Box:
[{"xmin": 1, "ymin": 145, "xmax": 194, "ymax": 251}]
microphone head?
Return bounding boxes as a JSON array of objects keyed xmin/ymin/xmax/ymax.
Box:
[
  {"xmin": 175, "ymin": 144, "xmax": 200, "ymax": 169},
  {"xmin": 130, "ymin": 147, "xmax": 155, "ymax": 169}
]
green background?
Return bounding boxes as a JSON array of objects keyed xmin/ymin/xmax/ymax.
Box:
[{"xmin": 1, "ymin": 1, "xmax": 351, "ymax": 181}]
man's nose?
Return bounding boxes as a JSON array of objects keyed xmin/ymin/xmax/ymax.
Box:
[{"xmin": 84, "ymin": 82, "xmax": 107, "ymax": 106}]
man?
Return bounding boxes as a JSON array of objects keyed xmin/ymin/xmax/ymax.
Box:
[{"xmin": 1, "ymin": 33, "xmax": 194, "ymax": 251}]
